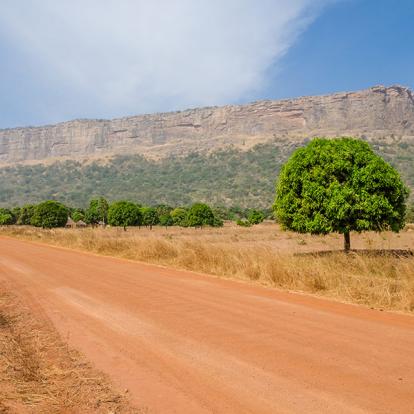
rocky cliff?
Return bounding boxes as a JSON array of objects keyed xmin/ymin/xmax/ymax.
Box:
[{"xmin": 1, "ymin": 85, "xmax": 414, "ymax": 165}]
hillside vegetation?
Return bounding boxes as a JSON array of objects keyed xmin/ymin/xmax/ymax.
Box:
[{"xmin": 1, "ymin": 138, "xmax": 413, "ymax": 208}]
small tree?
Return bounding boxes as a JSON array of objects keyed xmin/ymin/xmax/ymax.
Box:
[
  {"xmin": 71, "ymin": 209, "xmax": 85, "ymax": 223},
  {"xmin": 31, "ymin": 201, "xmax": 69, "ymax": 228},
  {"xmin": 141, "ymin": 207, "xmax": 159, "ymax": 230},
  {"xmin": 186, "ymin": 203, "xmax": 215, "ymax": 228},
  {"xmin": 85, "ymin": 197, "xmax": 109, "ymax": 225},
  {"xmin": 17, "ymin": 204, "xmax": 36, "ymax": 225},
  {"xmin": 0, "ymin": 208, "xmax": 15, "ymax": 225},
  {"xmin": 107, "ymin": 201, "xmax": 141, "ymax": 230},
  {"xmin": 159, "ymin": 213, "xmax": 174, "ymax": 229},
  {"xmin": 171, "ymin": 207, "xmax": 188, "ymax": 227},
  {"xmin": 274, "ymin": 138, "xmax": 408, "ymax": 251}
]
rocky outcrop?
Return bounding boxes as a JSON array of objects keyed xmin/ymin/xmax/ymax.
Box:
[{"xmin": 1, "ymin": 85, "xmax": 413, "ymax": 165}]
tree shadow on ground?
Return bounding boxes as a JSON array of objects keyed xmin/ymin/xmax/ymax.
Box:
[{"xmin": 295, "ymin": 249, "xmax": 414, "ymax": 258}]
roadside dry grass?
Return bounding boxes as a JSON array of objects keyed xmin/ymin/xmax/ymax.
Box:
[
  {"xmin": 1, "ymin": 223, "xmax": 414, "ymax": 313},
  {"xmin": 0, "ymin": 280, "xmax": 144, "ymax": 413}
]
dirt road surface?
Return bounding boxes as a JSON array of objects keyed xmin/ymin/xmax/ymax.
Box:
[{"xmin": 1, "ymin": 237, "xmax": 413, "ymax": 414}]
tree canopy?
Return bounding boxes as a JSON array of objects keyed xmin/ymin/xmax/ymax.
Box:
[
  {"xmin": 141, "ymin": 207, "xmax": 159, "ymax": 229},
  {"xmin": 85, "ymin": 197, "xmax": 109, "ymax": 225},
  {"xmin": 31, "ymin": 201, "xmax": 68, "ymax": 228},
  {"xmin": 0, "ymin": 208, "xmax": 15, "ymax": 225},
  {"xmin": 107, "ymin": 201, "xmax": 141, "ymax": 230},
  {"xmin": 186, "ymin": 203, "xmax": 215, "ymax": 228},
  {"xmin": 274, "ymin": 137, "xmax": 409, "ymax": 250}
]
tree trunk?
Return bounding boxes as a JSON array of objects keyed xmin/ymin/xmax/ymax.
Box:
[{"xmin": 344, "ymin": 232, "xmax": 351, "ymax": 252}]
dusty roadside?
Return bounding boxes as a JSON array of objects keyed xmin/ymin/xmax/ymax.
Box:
[{"xmin": 0, "ymin": 279, "xmax": 145, "ymax": 414}]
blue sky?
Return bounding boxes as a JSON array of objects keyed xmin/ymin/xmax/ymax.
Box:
[
  {"xmin": 263, "ymin": 0, "xmax": 414, "ymax": 100},
  {"xmin": 0, "ymin": 0, "xmax": 413, "ymax": 128}
]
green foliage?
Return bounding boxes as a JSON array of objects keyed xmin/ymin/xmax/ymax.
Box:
[
  {"xmin": 0, "ymin": 141, "xmax": 296, "ymax": 209},
  {"xmin": 155, "ymin": 204, "xmax": 173, "ymax": 217},
  {"xmin": 170, "ymin": 207, "xmax": 188, "ymax": 226},
  {"xmin": 274, "ymin": 138, "xmax": 409, "ymax": 247},
  {"xmin": 11, "ymin": 207, "xmax": 21, "ymax": 222},
  {"xmin": 71, "ymin": 209, "xmax": 85, "ymax": 222},
  {"xmin": 31, "ymin": 201, "xmax": 68, "ymax": 228},
  {"xmin": 236, "ymin": 218, "xmax": 252, "ymax": 227},
  {"xmin": 107, "ymin": 201, "xmax": 141, "ymax": 229},
  {"xmin": 247, "ymin": 209, "xmax": 265, "ymax": 225},
  {"xmin": 85, "ymin": 197, "xmax": 109, "ymax": 224},
  {"xmin": 17, "ymin": 204, "xmax": 36, "ymax": 225},
  {"xmin": 212, "ymin": 216, "xmax": 224, "ymax": 227},
  {"xmin": 141, "ymin": 207, "xmax": 159, "ymax": 229},
  {"xmin": 159, "ymin": 214, "xmax": 174, "ymax": 228},
  {"xmin": 0, "ymin": 208, "xmax": 15, "ymax": 225},
  {"xmin": 186, "ymin": 203, "xmax": 215, "ymax": 228},
  {"xmin": 1, "ymin": 137, "xmax": 412, "ymax": 216}
]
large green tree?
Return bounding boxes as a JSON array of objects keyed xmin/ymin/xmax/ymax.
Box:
[
  {"xmin": 31, "ymin": 201, "xmax": 69, "ymax": 228},
  {"xmin": 274, "ymin": 137, "xmax": 409, "ymax": 251},
  {"xmin": 107, "ymin": 201, "xmax": 141, "ymax": 230}
]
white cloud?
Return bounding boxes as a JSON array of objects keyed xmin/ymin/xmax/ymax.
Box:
[{"xmin": 0, "ymin": 0, "xmax": 332, "ymax": 121}]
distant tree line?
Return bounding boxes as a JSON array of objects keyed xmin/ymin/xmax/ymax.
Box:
[{"xmin": 0, "ymin": 197, "xmax": 272, "ymax": 230}]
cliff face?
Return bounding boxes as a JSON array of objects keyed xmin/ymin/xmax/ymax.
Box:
[{"xmin": 1, "ymin": 85, "xmax": 413, "ymax": 165}]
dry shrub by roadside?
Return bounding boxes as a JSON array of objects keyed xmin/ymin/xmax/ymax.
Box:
[
  {"xmin": 1, "ymin": 225, "xmax": 414, "ymax": 313},
  {"xmin": 0, "ymin": 281, "xmax": 145, "ymax": 414}
]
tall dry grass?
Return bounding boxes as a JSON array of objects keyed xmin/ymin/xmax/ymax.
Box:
[{"xmin": 1, "ymin": 224, "xmax": 414, "ymax": 312}]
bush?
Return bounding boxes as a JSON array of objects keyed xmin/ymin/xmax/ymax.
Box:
[
  {"xmin": 247, "ymin": 209, "xmax": 265, "ymax": 225},
  {"xmin": 236, "ymin": 218, "xmax": 251, "ymax": 227},
  {"xmin": 31, "ymin": 201, "xmax": 68, "ymax": 228}
]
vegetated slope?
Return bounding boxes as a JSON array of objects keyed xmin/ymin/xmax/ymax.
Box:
[{"xmin": 0, "ymin": 138, "xmax": 413, "ymax": 208}]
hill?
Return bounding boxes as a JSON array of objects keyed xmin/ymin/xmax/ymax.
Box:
[
  {"xmin": 1, "ymin": 138, "xmax": 413, "ymax": 208},
  {"xmin": 0, "ymin": 85, "xmax": 413, "ymax": 207}
]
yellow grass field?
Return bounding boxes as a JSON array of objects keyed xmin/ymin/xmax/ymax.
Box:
[{"xmin": 2, "ymin": 222, "xmax": 414, "ymax": 313}]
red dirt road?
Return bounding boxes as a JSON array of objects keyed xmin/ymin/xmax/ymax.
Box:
[{"xmin": 1, "ymin": 237, "xmax": 414, "ymax": 413}]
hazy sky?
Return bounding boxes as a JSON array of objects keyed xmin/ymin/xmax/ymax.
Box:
[{"xmin": 0, "ymin": 0, "xmax": 413, "ymax": 128}]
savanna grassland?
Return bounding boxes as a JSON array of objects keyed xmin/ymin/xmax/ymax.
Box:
[{"xmin": 2, "ymin": 222, "xmax": 414, "ymax": 313}]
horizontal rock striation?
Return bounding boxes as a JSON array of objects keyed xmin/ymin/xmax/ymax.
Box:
[{"xmin": 1, "ymin": 85, "xmax": 414, "ymax": 165}]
